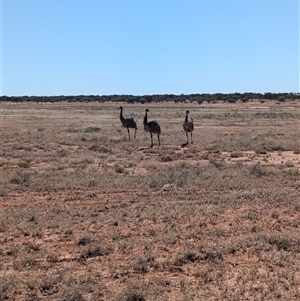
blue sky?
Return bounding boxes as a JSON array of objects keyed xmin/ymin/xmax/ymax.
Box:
[{"xmin": 1, "ymin": 0, "xmax": 299, "ymax": 96}]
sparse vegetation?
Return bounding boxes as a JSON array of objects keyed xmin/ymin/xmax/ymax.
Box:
[
  {"xmin": 84, "ymin": 126, "xmax": 101, "ymax": 133},
  {"xmin": 0, "ymin": 100, "xmax": 299, "ymax": 300}
]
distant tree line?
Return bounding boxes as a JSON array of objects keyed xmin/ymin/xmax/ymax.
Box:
[{"xmin": 0, "ymin": 92, "xmax": 299, "ymax": 104}]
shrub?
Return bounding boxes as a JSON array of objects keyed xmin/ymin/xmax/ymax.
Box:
[
  {"xmin": 80, "ymin": 244, "xmax": 112, "ymax": 259},
  {"xmin": 230, "ymin": 151, "xmax": 244, "ymax": 158},
  {"xmin": 175, "ymin": 251, "xmax": 199, "ymax": 265},
  {"xmin": 58, "ymin": 290, "xmax": 85, "ymax": 301},
  {"xmin": 114, "ymin": 165, "xmax": 126, "ymax": 173},
  {"xmin": 18, "ymin": 161, "xmax": 31, "ymax": 168},
  {"xmin": 84, "ymin": 126, "xmax": 101, "ymax": 133},
  {"xmin": 249, "ymin": 164, "xmax": 266, "ymax": 177},
  {"xmin": 78, "ymin": 236, "xmax": 91, "ymax": 246}
]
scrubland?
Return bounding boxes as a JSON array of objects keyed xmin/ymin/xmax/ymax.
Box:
[{"xmin": 0, "ymin": 100, "xmax": 300, "ymax": 300}]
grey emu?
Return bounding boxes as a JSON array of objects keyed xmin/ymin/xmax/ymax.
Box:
[
  {"xmin": 183, "ymin": 110, "xmax": 194, "ymax": 144},
  {"xmin": 119, "ymin": 106, "xmax": 137, "ymax": 140},
  {"xmin": 144, "ymin": 109, "xmax": 161, "ymax": 147}
]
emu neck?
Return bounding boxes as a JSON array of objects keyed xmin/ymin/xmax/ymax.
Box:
[
  {"xmin": 144, "ymin": 112, "xmax": 148, "ymax": 126},
  {"xmin": 120, "ymin": 109, "xmax": 124, "ymax": 121}
]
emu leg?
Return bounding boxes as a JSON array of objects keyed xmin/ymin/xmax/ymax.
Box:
[
  {"xmin": 191, "ymin": 132, "xmax": 193, "ymax": 144},
  {"xmin": 127, "ymin": 128, "xmax": 130, "ymax": 140},
  {"xmin": 150, "ymin": 133, "xmax": 153, "ymax": 148},
  {"xmin": 158, "ymin": 134, "xmax": 161, "ymax": 146},
  {"xmin": 134, "ymin": 128, "xmax": 137, "ymax": 138}
]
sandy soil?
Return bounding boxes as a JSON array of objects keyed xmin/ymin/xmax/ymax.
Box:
[{"xmin": 0, "ymin": 100, "xmax": 300, "ymax": 300}]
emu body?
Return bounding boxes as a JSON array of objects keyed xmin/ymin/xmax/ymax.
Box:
[
  {"xmin": 183, "ymin": 110, "xmax": 194, "ymax": 144},
  {"xmin": 119, "ymin": 106, "xmax": 137, "ymax": 140},
  {"xmin": 143, "ymin": 109, "xmax": 161, "ymax": 147}
]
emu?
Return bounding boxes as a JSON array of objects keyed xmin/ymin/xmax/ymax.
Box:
[
  {"xmin": 119, "ymin": 106, "xmax": 137, "ymax": 140},
  {"xmin": 183, "ymin": 110, "xmax": 194, "ymax": 144},
  {"xmin": 144, "ymin": 109, "xmax": 161, "ymax": 147}
]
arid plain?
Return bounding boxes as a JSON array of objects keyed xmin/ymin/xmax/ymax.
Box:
[{"xmin": 0, "ymin": 100, "xmax": 300, "ymax": 300}]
